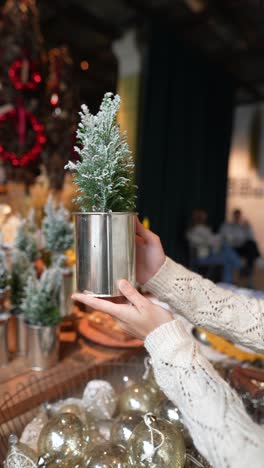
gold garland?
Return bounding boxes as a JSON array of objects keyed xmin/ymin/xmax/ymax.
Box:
[{"xmin": 199, "ymin": 329, "xmax": 264, "ymax": 362}]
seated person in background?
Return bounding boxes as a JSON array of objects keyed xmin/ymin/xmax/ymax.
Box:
[
  {"xmin": 219, "ymin": 209, "xmax": 260, "ymax": 277},
  {"xmin": 187, "ymin": 209, "xmax": 241, "ymax": 283}
]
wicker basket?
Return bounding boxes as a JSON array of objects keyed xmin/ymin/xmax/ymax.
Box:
[{"xmin": 0, "ymin": 354, "xmax": 145, "ymax": 463}]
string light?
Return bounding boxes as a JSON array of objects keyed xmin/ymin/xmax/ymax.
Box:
[
  {"xmin": 80, "ymin": 60, "xmax": 89, "ymax": 71},
  {"xmin": 50, "ymin": 93, "xmax": 59, "ymax": 106}
]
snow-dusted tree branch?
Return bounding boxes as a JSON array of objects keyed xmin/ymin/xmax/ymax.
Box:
[
  {"xmin": 14, "ymin": 209, "xmax": 39, "ymax": 262},
  {"xmin": 21, "ymin": 266, "xmax": 62, "ymax": 326},
  {"xmin": 42, "ymin": 195, "xmax": 74, "ymax": 259},
  {"xmin": 0, "ymin": 248, "xmax": 9, "ymax": 297},
  {"xmin": 65, "ymin": 92, "xmax": 137, "ymax": 212},
  {"xmin": 10, "ymin": 249, "xmax": 32, "ymax": 311}
]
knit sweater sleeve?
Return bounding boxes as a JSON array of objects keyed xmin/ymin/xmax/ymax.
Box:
[
  {"xmin": 144, "ymin": 257, "xmax": 264, "ymax": 353},
  {"xmin": 145, "ymin": 320, "xmax": 264, "ymax": 468}
]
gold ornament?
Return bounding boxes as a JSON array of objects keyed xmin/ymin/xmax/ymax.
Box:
[
  {"xmin": 118, "ymin": 383, "xmax": 161, "ymax": 414},
  {"xmin": 111, "ymin": 411, "xmax": 143, "ymax": 447},
  {"xmin": 82, "ymin": 379, "xmax": 117, "ymax": 420},
  {"xmin": 127, "ymin": 413, "xmax": 186, "ymax": 468},
  {"xmin": 37, "ymin": 412, "xmax": 90, "ymax": 467},
  {"xmin": 85, "ymin": 442, "xmax": 127, "ymax": 467},
  {"xmin": 5, "ymin": 434, "xmax": 38, "ymax": 468}
]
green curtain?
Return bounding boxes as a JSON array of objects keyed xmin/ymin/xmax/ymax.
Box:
[{"xmin": 137, "ymin": 24, "xmax": 235, "ymax": 264}]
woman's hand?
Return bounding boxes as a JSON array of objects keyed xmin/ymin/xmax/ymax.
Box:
[
  {"xmin": 136, "ymin": 218, "xmax": 166, "ymax": 285},
  {"xmin": 72, "ymin": 280, "xmax": 172, "ymax": 341}
]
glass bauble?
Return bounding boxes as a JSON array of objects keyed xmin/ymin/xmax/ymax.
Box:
[
  {"xmin": 82, "ymin": 379, "xmax": 117, "ymax": 420},
  {"xmin": 37, "ymin": 413, "xmax": 90, "ymax": 467},
  {"xmin": 85, "ymin": 442, "xmax": 127, "ymax": 467},
  {"xmin": 111, "ymin": 411, "xmax": 143, "ymax": 447},
  {"xmin": 185, "ymin": 447, "xmax": 212, "ymax": 467},
  {"xmin": 127, "ymin": 414, "xmax": 186, "ymax": 468},
  {"xmin": 5, "ymin": 434, "xmax": 38, "ymax": 468},
  {"xmin": 118, "ymin": 383, "xmax": 161, "ymax": 414},
  {"xmin": 157, "ymin": 399, "xmax": 192, "ymax": 446}
]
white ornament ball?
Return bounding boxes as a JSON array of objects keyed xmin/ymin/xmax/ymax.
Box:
[{"xmin": 82, "ymin": 379, "xmax": 117, "ymax": 420}]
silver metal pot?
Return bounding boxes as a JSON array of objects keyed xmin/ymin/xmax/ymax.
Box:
[
  {"xmin": 15, "ymin": 312, "xmax": 27, "ymax": 356},
  {"xmin": 0, "ymin": 313, "xmax": 9, "ymax": 367},
  {"xmin": 74, "ymin": 212, "xmax": 136, "ymax": 297},
  {"xmin": 60, "ymin": 268, "xmax": 73, "ymax": 317},
  {"xmin": 25, "ymin": 323, "xmax": 60, "ymax": 371}
]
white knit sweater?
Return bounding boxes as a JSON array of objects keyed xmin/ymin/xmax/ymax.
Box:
[{"xmin": 144, "ymin": 257, "xmax": 264, "ymax": 468}]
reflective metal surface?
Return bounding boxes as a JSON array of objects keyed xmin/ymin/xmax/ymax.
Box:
[
  {"xmin": 60, "ymin": 269, "xmax": 73, "ymax": 317},
  {"xmin": 26, "ymin": 323, "xmax": 60, "ymax": 371},
  {"xmin": 74, "ymin": 212, "xmax": 136, "ymax": 297},
  {"xmin": 0, "ymin": 313, "xmax": 9, "ymax": 367},
  {"xmin": 16, "ymin": 313, "xmax": 27, "ymax": 356}
]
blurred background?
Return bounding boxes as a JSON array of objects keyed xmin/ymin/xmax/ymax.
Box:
[{"xmin": 0, "ymin": 0, "xmax": 264, "ymax": 266}]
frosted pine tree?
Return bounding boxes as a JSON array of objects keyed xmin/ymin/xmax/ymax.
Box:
[
  {"xmin": 21, "ymin": 265, "xmax": 62, "ymax": 326},
  {"xmin": 10, "ymin": 249, "xmax": 32, "ymax": 312},
  {"xmin": 15, "ymin": 210, "xmax": 39, "ymax": 262},
  {"xmin": 42, "ymin": 195, "xmax": 74, "ymax": 258},
  {"xmin": 0, "ymin": 248, "xmax": 9, "ymax": 297},
  {"xmin": 65, "ymin": 92, "xmax": 137, "ymax": 212}
]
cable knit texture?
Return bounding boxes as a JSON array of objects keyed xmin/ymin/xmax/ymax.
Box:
[{"xmin": 144, "ymin": 258, "xmax": 264, "ymax": 468}]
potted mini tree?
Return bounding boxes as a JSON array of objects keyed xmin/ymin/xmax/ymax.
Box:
[
  {"xmin": 21, "ymin": 265, "xmax": 62, "ymax": 370},
  {"xmin": 65, "ymin": 92, "xmax": 137, "ymax": 297},
  {"xmin": 9, "ymin": 249, "xmax": 32, "ymax": 356},
  {"xmin": 0, "ymin": 248, "xmax": 10, "ymax": 367},
  {"xmin": 42, "ymin": 196, "xmax": 74, "ymax": 316},
  {"xmin": 14, "ymin": 210, "xmax": 39, "ymax": 264}
]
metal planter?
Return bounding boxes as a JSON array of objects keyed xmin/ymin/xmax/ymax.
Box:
[
  {"xmin": 60, "ymin": 268, "xmax": 73, "ymax": 317},
  {"xmin": 74, "ymin": 212, "xmax": 136, "ymax": 297},
  {"xmin": 15, "ymin": 312, "xmax": 27, "ymax": 356},
  {"xmin": 0, "ymin": 313, "xmax": 9, "ymax": 367},
  {"xmin": 25, "ymin": 323, "xmax": 60, "ymax": 371}
]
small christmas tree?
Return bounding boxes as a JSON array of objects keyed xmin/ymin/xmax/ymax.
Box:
[
  {"xmin": 0, "ymin": 248, "xmax": 9, "ymax": 297},
  {"xmin": 10, "ymin": 249, "xmax": 32, "ymax": 312},
  {"xmin": 42, "ymin": 195, "xmax": 74, "ymax": 259},
  {"xmin": 14, "ymin": 210, "xmax": 39, "ymax": 262},
  {"xmin": 65, "ymin": 92, "xmax": 137, "ymax": 212},
  {"xmin": 21, "ymin": 265, "xmax": 62, "ymax": 326}
]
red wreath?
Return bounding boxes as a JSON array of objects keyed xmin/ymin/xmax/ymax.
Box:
[
  {"xmin": 0, "ymin": 109, "xmax": 46, "ymax": 166},
  {"xmin": 8, "ymin": 60, "xmax": 42, "ymax": 91}
]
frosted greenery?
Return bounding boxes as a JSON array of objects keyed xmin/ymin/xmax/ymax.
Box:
[
  {"xmin": 10, "ymin": 250, "xmax": 32, "ymax": 311},
  {"xmin": 0, "ymin": 248, "xmax": 9, "ymax": 297},
  {"xmin": 42, "ymin": 195, "xmax": 74, "ymax": 258},
  {"xmin": 65, "ymin": 92, "xmax": 137, "ymax": 212},
  {"xmin": 14, "ymin": 210, "xmax": 39, "ymax": 262},
  {"xmin": 21, "ymin": 266, "xmax": 62, "ymax": 326}
]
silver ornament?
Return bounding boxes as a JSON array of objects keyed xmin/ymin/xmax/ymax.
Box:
[
  {"xmin": 127, "ymin": 413, "xmax": 186, "ymax": 468},
  {"xmin": 37, "ymin": 412, "xmax": 90, "ymax": 467},
  {"xmin": 157, "ymin": 399, "xmax": 192, "ymax": 446},
  {"xmin": 85, "ymin": 442, "xmax": 127, "ymax": 467},
  {"xmin": 5, "ymin": 434, "xmax": 37, "ymax": 468},
  {"xmin": 82, "ymin": 380, "xmax": 117, "ymax": 420},
  {"xmin": 111, "ymin": 412, "xmax": 143, "ymax": 447},
  {"xmin": 118, "ymin": 383, "xmax": 161, "ymax": 414}
]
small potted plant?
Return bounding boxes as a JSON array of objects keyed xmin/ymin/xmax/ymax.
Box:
[
  {"xmin": 21, "ymin": 265, "xmax": 62, "ymax": 370},
  {"xmin": 65, "ymin": 92, "xmax": 137, "ymax": 297},
  {"xmin": 0, "ymin": 248, "xmax": 10, "ymax": 367},
  {"xmin": 42, "ymin": 195, "xmax": 74, "ymax": 316},
  {"xmin": 14, "ymin": 210, "xmax": 39, "ymax": 264},
  {"xmin": 9, "ymin": 249, "xmax": 32, "ymax": 356}
]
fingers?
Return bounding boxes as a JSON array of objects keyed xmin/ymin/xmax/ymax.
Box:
[
  {"xmin": 118, "ymin": 279, "xmax": 148, "ymax": 310},
  {"xmin": 71, "ymin": 293, "xmax": 127, "ymax": 320},
  {"xmin": 136, "ymin": 217, "xmax": 153, "ymax": 242}
]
